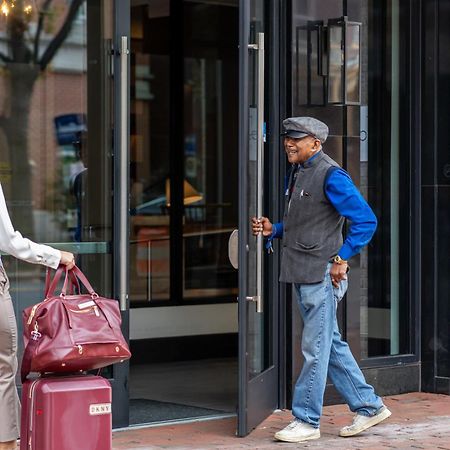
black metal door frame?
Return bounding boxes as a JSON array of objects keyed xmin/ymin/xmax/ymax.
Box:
[
  {"xmin": 421, "ymin": 0, "xmax": 450, "ymax": 395},
  {"xmin": 111, "ymin": 0, "xmax": 130, "ymax": 429},
  {"xmin": 237, "ymin": 0, "xmax": 283, "ymax": 437}
]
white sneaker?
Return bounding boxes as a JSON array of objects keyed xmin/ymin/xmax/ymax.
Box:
[
  {"xmin": 339, "ymin": 406, "xmax": 392, "ymax": 437},
  {"xmin": 274, "ymin": 419, "xmax": 320, "ymax": 443}
]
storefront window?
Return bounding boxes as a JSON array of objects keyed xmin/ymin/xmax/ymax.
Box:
[
  {"xmin": 291, "ymin": 0, "xmax": 411, "ymax": 359},
  {"xmin": 436, "ymin": 3, "xmax": 450, "ymax": 378},
  {"xmin": 0, "ymin": 0, "xmax": 114, "ymax": 360},
  {"xmin": 361, "ymin": 0, "xmax": 410, "ymax": 358}
]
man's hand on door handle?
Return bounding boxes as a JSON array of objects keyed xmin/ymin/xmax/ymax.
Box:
[{"xmin": 251, "ymin": 216, "xmax": 273, "ymax": 237}]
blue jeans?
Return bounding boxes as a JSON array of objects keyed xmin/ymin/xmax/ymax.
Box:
[{"xmin": 291, "ymin": 265, "xmax": 384, "ymax": 428}]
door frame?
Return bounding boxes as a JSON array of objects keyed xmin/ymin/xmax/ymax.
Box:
[
  {"xmin": 237, "ymin": 0, "xmax": 284, "ymax": 437},
  {"xmin": 111, "ymin": 0, "xmax": 131, "ymax": 429}
]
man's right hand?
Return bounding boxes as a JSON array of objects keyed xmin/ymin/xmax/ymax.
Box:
[{"xmin": 251, "ymin": 217, "xmax": 273, "ymax": 237}]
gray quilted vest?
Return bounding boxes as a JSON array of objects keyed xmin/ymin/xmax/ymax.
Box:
[{"xmin": 279, "ymin": 151, "xmax": 344, "ymax": 284}]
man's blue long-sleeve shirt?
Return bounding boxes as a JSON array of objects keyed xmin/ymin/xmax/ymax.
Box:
[{"xmin": 271, "ymin": 166, "xmax": 377, "ymax": 261}]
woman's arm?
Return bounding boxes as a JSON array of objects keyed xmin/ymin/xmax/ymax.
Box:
[{"xmin": 0, "ymin": 182, "xmax": 62, "ymax": 269}]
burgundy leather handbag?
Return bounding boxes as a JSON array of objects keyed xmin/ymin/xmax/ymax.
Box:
[{"xmin": 21, "ymin": 265, "xmax": 131, "ymax": 381}]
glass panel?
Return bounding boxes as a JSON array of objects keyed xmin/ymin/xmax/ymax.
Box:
[
  {"xmin": 0, "ymin": 0, "xmax": 113, "ymax": 364},
  {"xmin": 437, "ymin": 191, "xmax": 450, "ymax": 377},
  {"xmin": 328, "ymin": 24, "xmax": 343, "ymax": 104},
  {"xmin": 295, "ymin": 26, "xmax": 308, "ymax": 106},
  {"xmin": 361, "ymin": 0, "xmax": 409, "ymax": 358},
  {"xmin": 437, "ymin": 2, "xmax": 450, "ymax": 377},
  {"xmin": 129, "ymin": 1, "xmax": 239, "ymax": 305},
  {"xmin": 309, "ymin": 24, "xmax": 326, "ymax": 105},
  {"xmin": 182, "ymin": 52, "xmax": 238, "ymax": 301},
  {"xmin": 346, "ymin": 23, "xmax": 360, "ymax": 103},
  {"xmin": 129, "ymin": 3, "xmax": 171, "ymax": 304},
  {"xmin": 291, "ymin": 1, "xmax": 345, "ymax": 189}
]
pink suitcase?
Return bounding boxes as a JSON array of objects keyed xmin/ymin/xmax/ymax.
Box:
[{"xmin": 21, "ymin": 375, "xmax": 112, "ymax": 450}]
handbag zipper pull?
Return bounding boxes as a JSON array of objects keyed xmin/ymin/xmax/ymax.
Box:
[
  {"xmin": 27, "ymin": 304, "xmax": 39, "ymax": 325},
  {"xmin": 30, "ymin": 321, "xmax": 42, "ymax": 341},
  {"xmin": 77, "ymin": 344, "xmax": 83, "ymax": 354}
]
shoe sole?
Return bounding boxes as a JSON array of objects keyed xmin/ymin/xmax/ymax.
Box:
[
  {"xmin": 274, "ymin": 432, "xmax": 320, "ymax": 443},
  {"xmin": 339, "ymin": 408, "xmax": 392, "ymax": 437}
]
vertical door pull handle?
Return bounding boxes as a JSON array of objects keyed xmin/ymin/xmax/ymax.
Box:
[
  {"xmin": 248, "ymin": 33, "xmax": 265, "ymax": 313},
  {"xmin": 119, "ymin": 36, "xmax": 129, "ymax": 311}
]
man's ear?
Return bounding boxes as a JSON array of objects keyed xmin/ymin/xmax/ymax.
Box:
[{"xmin": 314, "ymin": 139, "xmax": 321, "ymax": 150}]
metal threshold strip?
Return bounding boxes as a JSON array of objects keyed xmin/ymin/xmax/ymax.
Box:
[{"xmin": 113, "ymin": 412, "xmax": 236, "ymax": 432}]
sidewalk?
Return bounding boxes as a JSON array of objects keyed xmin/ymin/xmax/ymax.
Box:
[{"xmin": 112, "ymin": 392, "xmax": 450, "ymax": 450}]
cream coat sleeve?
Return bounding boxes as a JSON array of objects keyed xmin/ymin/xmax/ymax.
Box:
[{"xmin": 0, "ymin": 182, "xmax": 61, "ymax": 269}]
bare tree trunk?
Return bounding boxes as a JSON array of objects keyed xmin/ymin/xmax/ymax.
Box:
[{"xmin": 2, "ymin": 64, "xmax": 39, "ymax": 238}]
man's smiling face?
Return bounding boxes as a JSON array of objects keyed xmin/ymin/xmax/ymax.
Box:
[{"xmin": 284, "ymin": 135, "xmax": 321, "ymax": 164}]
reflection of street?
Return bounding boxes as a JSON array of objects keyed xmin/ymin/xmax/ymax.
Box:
[
  {"xmin": 69, "ymin": 130, "xmax": 88, "ymax": 242},
  {"xmin": 130, "ymin": 217, "xmax": 238, "ymax": 303}
]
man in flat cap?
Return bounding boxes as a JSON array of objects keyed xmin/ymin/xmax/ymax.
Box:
[{"xmin": 252, "ymin": 117, "xmax": 391, "ymax": 443}]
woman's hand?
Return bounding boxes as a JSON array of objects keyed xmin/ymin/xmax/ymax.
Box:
[
  {"xmin": 60, "ymin": 251, "xmax": 76, "ymax": 270},
  {"xmin": 251, "ymin": 217, "xmax": 273, "ymax": 237}
]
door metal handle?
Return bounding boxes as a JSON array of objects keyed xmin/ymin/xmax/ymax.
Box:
[
  {"xmin": 119, "ymin": 36, "xmax": 129, "ymax": 311},
  {"xmin": 246, "ymin": 296, "xmax": 263, "ymax": 313},
  {"xmin": 228, "ymin": 229, "xmax": 239, "ymax": 269},
  {"xmin": 248, "ymin": 32, "xmax": 265, "ymax": 314}
]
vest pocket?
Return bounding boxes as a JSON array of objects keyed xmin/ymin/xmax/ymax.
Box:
[{"xmin": 294, "ymin": 241, "xmax": 320, "ymax": 251}]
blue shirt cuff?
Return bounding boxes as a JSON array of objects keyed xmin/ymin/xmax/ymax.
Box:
[
  {"xmin": 271, "ymin": 222, "xmax": 283, "ymax": 239},
  {"xmin": 337, "ymin": 244, "xmax": 353, "ymax": 261}
]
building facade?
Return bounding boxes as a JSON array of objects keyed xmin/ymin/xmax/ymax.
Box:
[{"xmin": 0, "ymin": 0, "xmax": 447, "ymax": 435}]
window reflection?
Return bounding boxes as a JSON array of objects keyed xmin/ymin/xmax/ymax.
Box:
[
  {"xmin": 129, "ymin": 1, "xmax": 238, "ymax": 305},
  {"xmin": 292, "ymin": 0, "xmax": 410, "ymax": 359},
  {"xmin": 346, "ymin": 24, "xmax": 360, "ymax": 103},
  {"xmin": 183, "ymin": 56, "xmax": 237, "ymax": 301},
  {"xmin": 363, "ymin": 0, "xmax": 409, "ymax": 358},
  {"xmin": 328, "ymin": 25, "xmax": 343, "ymax": 103},
  {"xmin": 0, "ymin": 0, "xmax": 114, "ymax": 360}
]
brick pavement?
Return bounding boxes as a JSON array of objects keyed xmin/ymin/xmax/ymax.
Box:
[{"xmin": 112, "ymin": 393, "xmax": 450, "ymax": 450}]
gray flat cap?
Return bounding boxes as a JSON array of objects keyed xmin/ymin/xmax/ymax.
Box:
[{"xmin": 281, "ymin": 117, "xmax": 329, "ymax": 143}]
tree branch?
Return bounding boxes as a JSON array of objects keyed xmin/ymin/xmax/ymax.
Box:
[
  {"xmin": 39, "ymin": 0, "xmax": 84, "ymax": 71},
  {"xmin": 0, "ymin": 51, "xmax": 12, "ymax": 64},
  {"xmin": 33, "ymin": 0, "xmax": 53, "ymax": 63}
]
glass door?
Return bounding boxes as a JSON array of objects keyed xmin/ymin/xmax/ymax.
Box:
[{"xmin": 237, "ymin": 0, "xmax": 279, "ymax": 437}]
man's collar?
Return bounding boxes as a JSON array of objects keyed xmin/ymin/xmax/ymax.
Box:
[{"xmin": 299, "ymin": 150, "xmax": 324, "ymax": 168}]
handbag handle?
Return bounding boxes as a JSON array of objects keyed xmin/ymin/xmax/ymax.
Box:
[
  {"xmin": 45, "ymin": 266, "xmax": 80, "ymax": 298},
  {"xmin": 61, "ymin": 265, "xmax": 98, "ymax": 297}
]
